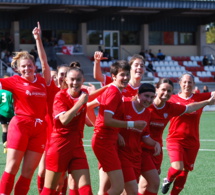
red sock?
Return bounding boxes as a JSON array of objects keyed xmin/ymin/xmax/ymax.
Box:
[
  {"xmin": 69, "ymin": 189, "xmax": 79, "ymax": 195},
  {"xmin": 60, "ymin": 176, "xmax": 68, "ymax": 195},
  {"xmin": 144, "ymin": 190, "xmax": 157, "ymax": 195},
  {"xmin": 170, "ymin": 171, "xmax": 188, "ymax": 195},
  {"xmin": 0, "ymin": 171, "xmax": 15, "ymax": 194},
  {"xmin": 167, "ymin": 167, "xmax": 182, "ymax": 182},
  {"xmin": 104, "ymin": 193, "xmax": 109, "ymax": 195},
  {"xmin": 37, "ymin": 175, "xmax": 45, "ymax": 194},
  {"xmin": 14, "ymin": 175, "xmax": 31, "ymax": 195},
  {"xmin": 78, "ymin": 185, "xmax": 93, "ymax": 195},
  {"xmin": 41, "ymin": 187, "xmax": 56, "ymax": 195}
]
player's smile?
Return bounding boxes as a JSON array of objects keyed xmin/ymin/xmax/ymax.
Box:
[
  {"xmin": 19, "ymin": 59, "xmax": 36, "ymax": 81},
  {"xmin": 157, "ymin": 83, "xmax": 173, "ymax": 102},
  {"xmin": 66, "ymin": 70, "xmax": 84, "ymax": 97},
  {"xmin": 131, "ymin": 59, "xmax": 145, "ymax": 79},
  {"xmin": 113, "ymin": 70, "xmax": 130, "ymax": 90}
]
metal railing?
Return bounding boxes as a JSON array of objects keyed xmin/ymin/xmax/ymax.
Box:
[{"xmin": 0, "ymin": 60, "xmax": 9, "ymax": 77}]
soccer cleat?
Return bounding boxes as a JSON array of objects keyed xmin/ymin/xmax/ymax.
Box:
[
  {"xmin": 3, "ymin": 141, "xmax": 7, "ymax": 154},
  {"xmin": 161, "ymin": 178, "xmax": 172, "ymax": 194}
]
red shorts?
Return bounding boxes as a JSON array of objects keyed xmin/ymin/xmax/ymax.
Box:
[
  {"xmin": 167, "ymin": 141, "xmax": 199, "ymax": 171},
  {"xmin": 119, "ymin": 150, "xmax": 141, "ymax": 182},
  {"xmin": 141, "ymin": 149, "xmax": 163, "ymax": 174},
  {"xmin": 46, "ymin": 133, "xmax": 89, "ymax": 172},
  {"xmin": 7, "ymin": 115, "xmax": 46, "ymax": 153},
  {"xmin": 92, "ymin": 133, "xmax": 121, "ymax": 172}
]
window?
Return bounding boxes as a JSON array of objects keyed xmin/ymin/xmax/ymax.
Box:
[
  {"xmin": 178, "ymin": 32, "xmax": 195, "ymax": 45},
  {"xmin": 87, "ymin": 30, "xmax": 103, "ymax": 45},
  {"xmin": 149, "ymin": 31, "xmax": 162, "ymax": 45},
  {"xmin": 121, "ymin": 31, "xmax": 139, "ymax": 45},
  {"xmin": 56, "ymin": 30, "xmax": 77, "ymax": 44},
  {"xmin": 149, "ymin": 31, "xmax": 195, "ymax": 45},
  {"xmin": 20, "ymin": 30, "xmax": 34, "ymax": 44}
]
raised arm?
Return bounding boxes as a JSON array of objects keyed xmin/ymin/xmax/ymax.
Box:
[
  {"xmin": 186, "ymin": 94, "xmax": 215, "ymax": 113},
  {"xmin": 32, "ymin": 22, "xmax": 51, "ymax": 85},
  {"xmin": 104, "ymin": 112, "xmax": 147, "ymax": 131},
  {"xmin": 93, "ymin": 51, "xmax": 107, "ymax": 82},
  {"xmin": 88, "ymin": 84, "xmax": 109, "ymax": 102}
]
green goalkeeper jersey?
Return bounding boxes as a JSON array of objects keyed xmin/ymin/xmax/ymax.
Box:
[{"xmin": 0, "ymin": 89, "xmax": 14, "ymax": 118}]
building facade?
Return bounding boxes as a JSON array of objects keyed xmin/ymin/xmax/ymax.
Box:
[{"xmin": 0, "ymin": 0, "xmax": 215, "ymax": 60}]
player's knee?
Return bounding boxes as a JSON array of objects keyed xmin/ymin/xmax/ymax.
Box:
[
  {"xmin": 21, "ymin": 166, "xmax": 37, "ymax": 178},
  {"xmin": 110, "ymin": 182, "xmax": 124, "ymax": 194},
  {"xmin": 5, "ymin": 162, "xmax": 21, "ymax": 175},
  {"xmin": 125, "ymin": 187, "xmax": 138, "ymax": 195},
  {"xmin": 172, "ymin": 162, "xmax": 184, "ymax": 171}
]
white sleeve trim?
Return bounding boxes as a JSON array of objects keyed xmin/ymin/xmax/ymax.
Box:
[
  {"xmin": 180, "ymin": 105, "xmax": 188, "ymax": 116},
  {"xmin": 104, "ymin": 110, "xmax": 114, "ymax": 115},
  {"xmin": 95, "ymin": 98, "xmax": 100, "ymax": 104},
  {"xmin": 54, "ymin": 111, "xmax": 66, "ymax": 119},
  {"xmin": 0, "ymin": 82, "xmax": 2, "ymax": 90}
]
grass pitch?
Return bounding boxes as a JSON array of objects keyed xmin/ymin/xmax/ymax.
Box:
[{"xmin": 0, "ymin": 111, "xmax": 214, "ymax": 194}]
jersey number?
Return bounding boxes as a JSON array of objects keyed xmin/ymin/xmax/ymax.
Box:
[{"xmin": 2, "ymin": 93, "xmax": 7, "ymax": 103}]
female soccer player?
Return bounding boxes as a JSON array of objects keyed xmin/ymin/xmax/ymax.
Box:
[
  {"xmin": 87, "ymin": 61, "xmax": 147, "ymax": 195},
  {"xmin": 0, "ymin": 50, "xmax": 50, "ymax": 195},
  {"xmin": 93, "ymin": 51, "xmax": 145, "ymax": 97},
  {"xmin": 138, "ymin": 77, "xmax": 215, "ymax": 195},
  {"xmin": 118, "ymin": 83, "xmax": 161, "ymax": 195},
  {"xmin": 40, "ymin": 67, "xmax": 93, "ymax": 195},
  {"xmin": 160, "ymin": 73, "xmax": 215, "ymax": 195}
]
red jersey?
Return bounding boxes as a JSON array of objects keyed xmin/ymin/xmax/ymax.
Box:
[
  {"xmin": 167, "ymin": 92, "xmax": 211, "ymax": 148},
  {"xmin": 47, "ymin": 80, "xmax": 60, "ymax": 119},
  {"xmin": 0, "ymin": 74, "xmax": 47, "ymax": 119},
  {"xmin": 94, "ymin": 84, "xmax": 124, "ymax": 140},
  {"xmin": 122, "ymin": 83, "xmax": 139, "ymax": 98},
  {"xmin": 52, "ymin": 88, "xmax": 88, "ymax": 137},
  {"xmin": 146, "ymin": 102, "xmax": 187, "ymax": 148},
  {"xmin": 101, "ymin": 75, "xmax": 112, "ymax": 87},
  {"xmin": 119, "ymin": 100, "xmax": 151, "ymax": 168},
  {"xmin": 101, "ymin": 75, "xmax": 138, "ymax": 98}
]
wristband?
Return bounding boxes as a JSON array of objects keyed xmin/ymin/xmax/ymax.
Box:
[{"xmin": 127, "ymin": 121, "xmax": 134, "ymax": 128}]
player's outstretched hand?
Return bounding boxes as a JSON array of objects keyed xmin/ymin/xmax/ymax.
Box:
[
  {"xmin": 32, "ymin": 21, "xmax": 41, "ymax": 40},
  {"xmin": 79, "ymin": 92, "xmax": 89, "ymax": 104},
  {"xmin": 207, "ymin": 94, "xmax": 215, "ymax": 105},
  {"xmin": 94, "ymin": 51, "xmax": 108, "ymax": 61}
]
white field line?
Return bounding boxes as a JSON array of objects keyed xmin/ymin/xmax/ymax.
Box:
[
  {"xmin": 1, "ymin": 140, "xmax": 214, "ymax": 151},
  {"xmin": 83, "ymin": 139, "xmax": 215, "ymax": 151}
]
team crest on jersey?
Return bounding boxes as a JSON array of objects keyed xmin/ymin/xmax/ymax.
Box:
[
  {"xmin": 26, "ymin": 90, "xmax": 32, "ymax": 96},
  {"xmin": 176, "ymin": 102, "xmax": 181, "ymax": 105},
  {"xmin": 125, "ymin": 115, "xmax": 132, "ymax": 120},
  {"xmin": 122, "ymin": 89, "xmax": 127, "ymax": 93},
  {"xmin": 163, "ymin": 113, "xmax": 168, "ymax": 118},
  {"xmin": 23, "ymin": 83, "xmax": 29, "ymax": 86}
]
